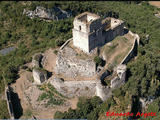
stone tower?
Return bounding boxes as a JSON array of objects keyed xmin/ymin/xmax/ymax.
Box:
[
  {"xmin": 72, "ymin": 12, "xmax": 103, "ymax": 53},
  {"xmin": 72, "ymin": 12, "xmax": 124, "ymax": 53}
]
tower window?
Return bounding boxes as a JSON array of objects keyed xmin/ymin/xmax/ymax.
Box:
[{"xmin": 79, "ymin": 26, "xmax": 81, "ymax": 30}]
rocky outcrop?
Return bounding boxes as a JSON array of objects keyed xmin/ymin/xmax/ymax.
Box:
[
  {"xmin": 140, "ymin": 96, "xmax": 155, "ymax": 109},
  {"xmin": 54, "ymin": 47, "xmax": 96, "ymax": 78},
  {"xmin": 23, "ymin": 6, "xmax": 72, "ymax": 20},
  {"xmin": 24, "ymin": 85, "xmax": 44, "ymax": 109},
  {"xmin": 32, "ymin": 53, "xmax": 43, "ymax": 68},
  {"xmin": 33, "ymin": 68, "xmax": 48, "ymax": 84}
]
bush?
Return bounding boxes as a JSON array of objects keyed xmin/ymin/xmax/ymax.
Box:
[
  {"xmin": 53, "ymin": 50, "xmax": 58, "ymax": 55},
  {"xmin": 54, "ymin": 96, "xmax": 103, "ymax": 119},
  {"xmin": 0, "ymin": 100, "xmax": 9, "ymax": 119},
  {"xmin": 94, "ymin": 56, "xmax": 103, "ymax": 66}
]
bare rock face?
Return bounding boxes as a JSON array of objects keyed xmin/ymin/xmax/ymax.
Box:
[
  {"xmin": 32, "ymin": 53, "xmax": 43, "ymax": 68},
  {"xmin": 23, "ymin": 6, "xmax": 72, "ymax": 20},
  {"xmin": 33, "ymin": 68, "xmax": 48, "ymax": 84},
  {"xmin": 24, "ymin": 86, "xmax": 44, "ymax": 109},
  {"xmin": 140, "ymin": 96, "xmax": 155, "ymax": 109},
  {"xmin": 54, "ymin": 47, "xmax": 96, "ymax": 78}
]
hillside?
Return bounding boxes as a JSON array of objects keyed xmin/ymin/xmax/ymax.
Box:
[{"xmin": 0, "ymin": 1, "xmax": 160, "ymax": 119}]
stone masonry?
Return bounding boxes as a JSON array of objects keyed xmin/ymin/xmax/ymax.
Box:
[
  {"xmin": 54, "ymin": 47, "xmax": 96, "ymax": 78},
  {"xmin": 72, "ymin": 12, "xmax": 124, "ymax": 53}
]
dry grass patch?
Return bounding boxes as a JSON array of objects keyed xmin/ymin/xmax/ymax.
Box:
[{"xmin": 100, "ymin": 35, "xmax": 133, "ymax": 69}]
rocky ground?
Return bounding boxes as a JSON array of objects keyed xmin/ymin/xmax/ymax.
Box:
[
  {"xmin": 9, "ymin": 31, "xmax": 135, "ymax": 118},
  {"xmin": 23, "ymin": 6, "xmax": 72, "ymax": 21},
  {"xmin": 10, "ymin": 48, "xmax": 79, "ymax": 119}
]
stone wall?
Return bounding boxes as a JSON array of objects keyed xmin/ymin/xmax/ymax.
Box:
[
  {"xmin": 96, "ymin": 82, "xmax": 111, "ymax": 101},
  {"xmin": 102, "ymin": 22, "xmax": 124, "ymax": 44},
  {"xmin": 50, "ymin": 77, "xmax": 112, "ymax": 101},
  {"xmin": 72, "ymin": 28, "xmax": 89, "ymax": 53},
  {"xmin": 52, "ymin": 64, "xmax": 127, "ymax": 101},
  {"xmin": 54, "ymin": 47, "xmax": 96, "ymax": 78},
  {"xmin": 72, "ymin": 12, "xmax": 124, "ymax": 53},
  {"xmin": 89, "ymin": 27, "xmax": 103, "ymax": 52},
  {"xmin": 60, "ymin": 38, "xmax": 73, "ymax": 50},
  {"xmin": 5, "ymin": 86, "xmax": 15, "ymax": 119},
  {"xmin": 120, "ymin": 31, "xmax": 140, "ymax": 64},
  {"xmin": 50, "ymin": 77, "xmax": 97, "ymax": 97}
]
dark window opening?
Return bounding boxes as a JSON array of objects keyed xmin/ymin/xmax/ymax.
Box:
[{"xmin": 79, "ymin": 26, "xmax": 81, "ymax": 30}]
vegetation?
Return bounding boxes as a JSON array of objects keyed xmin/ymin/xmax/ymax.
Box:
[
  {"xmin": 94, "ymin": 56, "xmax": 103, "ymax": 66},
  {"xmin": 102, "ymin": 36, "xmax": 132, "ymax": 69},
  {"xmin": 37, "ymin": 83, "xmax": 66, "ymax": 107},
  {"xmin": 0, "ymin": 100, "xmax": 10, "ymax": 119},
  {"xmin": 54, "ymin": 96, "xmax": 103, "ymax": 120},
  {"xmin": 0, "ymin": 1, "xmax": 160, "ymax": 119},
  {"xmin": 23, "ymin": 108, "xmax": 32, "ymax": 118}
]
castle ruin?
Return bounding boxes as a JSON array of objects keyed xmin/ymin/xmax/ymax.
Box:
[{"xmin": 73, "ymin": 12, "xmax": 124, "ymax": 53}]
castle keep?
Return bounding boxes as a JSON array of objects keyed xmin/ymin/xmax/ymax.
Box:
[{"xmin": 72, "ymin": 12, "xmax": 124, "ymax": 53}]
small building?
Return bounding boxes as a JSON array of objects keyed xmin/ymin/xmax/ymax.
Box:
[{"xmin": 72, "ymin": 12, "xmax": 124, "ymax": 53}]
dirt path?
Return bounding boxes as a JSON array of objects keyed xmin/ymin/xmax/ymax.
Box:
[
  {"xmin": 68, "ymin": 97, "xmax": 78, "ymax": 109},
  {"xmin": 149, "ymin": 1, "xmax": 160, "ymax": 8}
]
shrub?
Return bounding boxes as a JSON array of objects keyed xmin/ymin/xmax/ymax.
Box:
[
  {"xmin": 53, "ymin": 50, "xmax": 58, "ymax": 55},
  {"xmin": 0, "ymin": 100, "xmax": 9, "ymax": 119},
  {"xmin": 94, "ymin": 56, "xmax": 103, "ymax": 66}
]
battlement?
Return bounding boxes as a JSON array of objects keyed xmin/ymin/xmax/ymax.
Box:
[
  {"xmin": 72, "ymin": 12, "xmax": 124, "ymax": 53},
  {"xmin": 75, "ymin": 12, "xmax": 100, "ymax": 24}
]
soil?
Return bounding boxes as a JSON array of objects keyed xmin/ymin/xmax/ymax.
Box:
[
  {"xmin": 149, "ymin": 1, "xmax": 160, "ymax": 8},
  {"xmin": 43, "ymin": 48, "xmax": 57, "ymax": 72},
  {"xmin": 10, "ymin": 68, "xmax": 79, "ymax": 119}
]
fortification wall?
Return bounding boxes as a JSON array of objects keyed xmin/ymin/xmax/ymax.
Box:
[
  {"xmin": 5, "ymin": 86, "xmax": 15, "ymax": 119},
  {"xmin": 73, "ymin": 20, "xmax": 89, "ymax": 33},
  {"xmin": 54, "ymin": 47, "xmax": 96, "ymax": 78},
  {"xmin": 60, "ymin": 38, "xmax": 73, "ymax": 50},
  {"xmin": 89, "ymin": 28, "xmax": 103, "ymax": 51},
  {"xmin": 50, "ymin": 78, "xmax": 97, "ymax": 97},
  {"xmin": 73, "ymin": 28, "xmax": 89, "ymax": 53},
  {"xmin": 52, "ymin": 64, "xmax": 126, "ymax": 101},
  {"xmin": 89, "ymin": 19, "xmax": 102, "ymax": 32},
  {"xmin": 102, "ymin": 22, "xmax": 124, "ymax": 44},
  {"xmin": 120, "ymin": 31, "xmax": 140, "ymax": 64}
]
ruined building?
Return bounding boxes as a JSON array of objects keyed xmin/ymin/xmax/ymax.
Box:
[{"xmin": 72, "ymin": 12, "xmax": 124, "ymax": 53}]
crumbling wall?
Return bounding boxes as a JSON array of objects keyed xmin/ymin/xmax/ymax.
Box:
[
  {"xmin": 96, "ymin": 82, "xmax": 111, "ymax": 101},
  {"xmin": 120, "ymin": 31, "xmax": 140, "ymax": 64},
  {"xmin": 5, "ymin": 86, "xmax": 15, "ymax": 119},
  {"xmin": 54, "ymin": 47, "xmax": 96, "ymax": 78},
  {"xmin": 102, "ymin": 22, "xmax": 124, "ymax": 44},
  {"xmin": 50, "ymin": 77, "xmax": 97, "ymax": 97}
]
